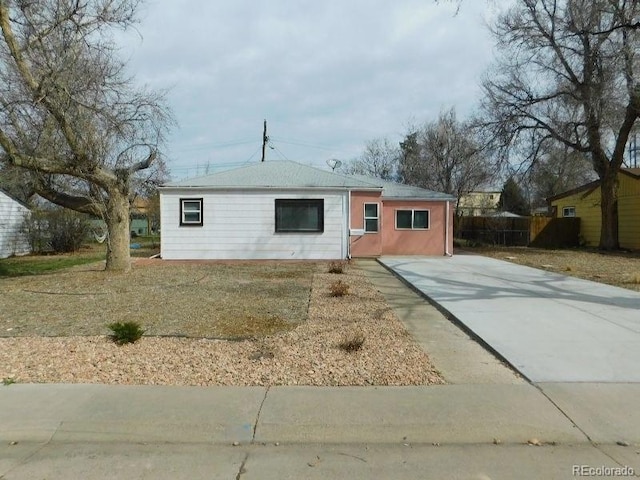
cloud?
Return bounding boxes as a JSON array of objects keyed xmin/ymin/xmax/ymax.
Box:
[{"xmin": 119, "ymin": 0, "xmax": 498, "ymax": 179}]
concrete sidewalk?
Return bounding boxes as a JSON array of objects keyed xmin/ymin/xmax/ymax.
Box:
[
  {"xmin": 1, "ymin": 383, "xmax": 638, "ymax": 479},
  {"xmin": 0, "ymin": 384, "xmax": 587, "ymax": 446}
]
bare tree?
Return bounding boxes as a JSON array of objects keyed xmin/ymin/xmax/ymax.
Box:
[
  {"xmin": 0, "ymin": 162, "xmax": 37, "ymax": 204},
  {"xmin": 340, "ymin": 137, "xmax": 400, "ymax": 180},
  {"xmin": 528, "ymin": 142, "xmax": 596, "ymax": 208},
  {"xmin": 0, "ymin": 0, "xmax": 173, "ymax": 271},
  {"xmin": 481, "ymin": 0, "xmax": 640, "ymax": 249},
  {"xmin": 399, "ymin": 108, "xmax": 496, "ymax": 215}
]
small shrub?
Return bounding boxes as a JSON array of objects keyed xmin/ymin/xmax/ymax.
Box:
[
  {"xmin": 329, "ymin": 280, "xmax": 349, "ymax": 297},
  {"xmin": 2, "ymin": 377, "xmax": 16, "ymax": 386},
  {"xmin": 338, "ymin": 334, "xmax": 365, "ymax": 353},
  {"xmin": 328, "ymin": 261, "xmax": 347, "ymax": 274},
  {"xmin": 108, "ymin": 321, "xmax": 145, "ymax": 345}
]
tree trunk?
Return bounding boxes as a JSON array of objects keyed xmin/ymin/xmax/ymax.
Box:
[
  {"xmin": 599, "ymin": 171, "xmax": 619, "ymax": 250},
  {"xmin": 105, "ymin": 190, "xmax": 131, "ymax": 272}
]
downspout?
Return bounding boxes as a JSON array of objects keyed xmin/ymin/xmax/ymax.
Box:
[
  {"xmin": 347, "ymin": 190, "xmax": 352, "ymax": 259},
  {"xmin": 445, "ymin": 200, "xmax": 452, "ymax": 257}
]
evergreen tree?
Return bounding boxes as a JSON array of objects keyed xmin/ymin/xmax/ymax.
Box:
[{"xmin": 498, "ymin": 178, "xmax": 529, "ymax": 216}]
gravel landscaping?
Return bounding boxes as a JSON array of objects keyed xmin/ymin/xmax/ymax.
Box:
[{"xmin": 0, "ymin": 260, "xmax": 443, "ymax": 386}]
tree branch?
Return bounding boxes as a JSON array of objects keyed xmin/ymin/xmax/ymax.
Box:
[{"xmin": 32, "ymin": 179, "xmax": 103, "ymax": 217}]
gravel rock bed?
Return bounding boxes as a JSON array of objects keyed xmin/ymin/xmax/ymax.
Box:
[{"xmin": 0, "ymin": 264, "xmax": 443, "ymax": 386}]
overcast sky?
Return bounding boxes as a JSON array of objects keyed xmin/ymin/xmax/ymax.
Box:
[{"xmin": 120, "ymin": 1, "xmax": 505, "ymax": 180}]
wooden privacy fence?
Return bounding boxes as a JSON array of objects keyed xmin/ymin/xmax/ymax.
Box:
[
  {"xmin": 456, "ymin": 216, "xmax": 580, "ymax": 248},
  {"xmin": 529, "ymin": 217, "xmax": 581, "ymax": 248}
]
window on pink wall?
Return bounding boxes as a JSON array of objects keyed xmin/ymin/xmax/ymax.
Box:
[
  {"xmin": 364, "ymin": 203, "xmax": 379, "ymax": 232},
  {"xmin": 395, "ymin": 209, "xmax": 429, "ymax": 230}
]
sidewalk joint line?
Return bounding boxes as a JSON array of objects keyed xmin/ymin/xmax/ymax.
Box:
[
  {"xmin": 535, "ymin": 384, "xmax": 633, "ymax": 469},
  {"xmin": 252, "ymin": 386, "xmax": 270, "ymax": 443},
  {"xmin": 533, "ymin": 384, "xmax": 593, "ymax": 443}
]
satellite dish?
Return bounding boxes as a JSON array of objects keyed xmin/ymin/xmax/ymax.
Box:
[{"xmin": 326, "ymin": 158, "xmax": 342, "ymax": 171}]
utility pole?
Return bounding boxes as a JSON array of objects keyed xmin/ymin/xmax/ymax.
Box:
[{"xmin": 261, "ymin": 119, "xmax": 268, "ymax": 162}]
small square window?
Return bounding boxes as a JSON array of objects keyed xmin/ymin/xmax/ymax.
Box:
[
  {"xmin": 364, "ymin": 203, "xmax": 379, "ymax": 233},
  {"xmin": 562, "ymin": 206, "xmax": 576, "ymax": 218},
  {"xmin": 180, "ymin": 198, "xmax": 203, "ymax": 226}
]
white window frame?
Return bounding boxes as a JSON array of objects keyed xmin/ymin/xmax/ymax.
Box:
[
  {"xmin": 395, "ymin": 209, "xmax": 430, "ymax": 230},
  {"xmin": 363, "ymin": 202, "xmax": 379, "ymax": 233},
  {"xmin": 180, "ymin": 198, "xmax": 203, "ymax": 226},
  {"xmin": 562, "ymin": 206, "xmax": 576, "ymax": 218}
]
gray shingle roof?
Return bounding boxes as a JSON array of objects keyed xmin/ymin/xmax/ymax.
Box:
[
  {"xmin": 162, "ymin": 161, "xmax": 380, "ymax": 189},
  {"xmin": 162, "ymin": 160, "xmax": 456, "ymax": 201},
  {"xmin": 349, "ymin": 174, "xmax": 457, "ymax": 201}
]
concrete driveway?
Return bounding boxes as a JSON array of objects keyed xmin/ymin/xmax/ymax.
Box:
[{"xmin": 380, "ymin": 255, "xmax": 640, "ymax": 383}]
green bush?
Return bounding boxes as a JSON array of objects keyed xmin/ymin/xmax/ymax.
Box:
[{"xmin": 108, "ymin": 321, "xmax": 145, "ymax": 345}]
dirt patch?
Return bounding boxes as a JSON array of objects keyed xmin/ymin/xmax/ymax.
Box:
[{"xmin": 468, "ymin": 247, "xmax": 640, "ymax": 292}]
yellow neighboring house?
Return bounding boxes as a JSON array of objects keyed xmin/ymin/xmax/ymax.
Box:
[
  {"xmin": 457, "ymin": 191, "xmax": 502, "ymax": 216},
  {"xmin": 548, "ymin": 168, "xmax": 640, "ymax": 249}
]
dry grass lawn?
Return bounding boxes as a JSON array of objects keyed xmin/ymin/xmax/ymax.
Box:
[
  {"xmin": 469, "ymin": 246, "xmax": 640, "ymax": 292},
  {"xmin": 0, "ymin": 260, "xmax": 312, "ymax": 338}
]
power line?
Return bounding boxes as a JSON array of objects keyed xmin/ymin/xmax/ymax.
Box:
[
  {"xmin": 270, "ymin": 144, "xmax": 290, "ymax": 161},
  {"xmin": 169, "ymin": 138, "xmax": 257, "ymax": 153},
  {"xmin": 269, "ymin": 136, "xmax": 336, "ymax": 151}
]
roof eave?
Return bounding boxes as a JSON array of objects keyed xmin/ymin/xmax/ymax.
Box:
[
  {"xmin": 159, "ymin": 185, "xmax": 382, "ymax": 191},
  {"xmin": 383, "ymin": 196, "xmax": 457, "ymax": 202}
]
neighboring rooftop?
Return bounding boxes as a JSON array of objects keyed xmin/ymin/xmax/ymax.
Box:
[
  {"xmin": 547, "ymin": 167, "xmax": 640, "ymax": 202},
  {"xmin": 163, "ymin": 161, "xmax": 456, "ymax": 201}
]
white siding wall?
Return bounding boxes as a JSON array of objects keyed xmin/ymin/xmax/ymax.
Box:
[
  {"xmin": 160, "ymin": 189, "xmax": 348, "ymax": 260},
  {"xmin": 0, "ymin": 191, "xmax": 30, "ymax": 259}
]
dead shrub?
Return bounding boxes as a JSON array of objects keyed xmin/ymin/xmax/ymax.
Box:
[
  {"xmin": 329, "ymin": 280, "xmax": 349, "ymax": 297},
  {"xmin": 338, "ymin": 334, "xmax": 365, "ymax": 353},
  {"xmin": 327, "ymin": 261, "xmax": 347, "ymax": 274}
]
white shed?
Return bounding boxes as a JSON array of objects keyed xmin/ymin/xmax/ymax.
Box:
[{"xmin": 0, "ymin": 189, "xmax": 30, "ymax": 259}]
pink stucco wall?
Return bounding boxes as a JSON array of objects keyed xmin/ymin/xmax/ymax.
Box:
[
  {"xmin": 349, "ymin": 191, "xmax": 383, "ymax": 257},
  {"xmin": 350, "ymin": 192, "xmax": 454, "ymax": 257},
  {"xmin": 381, "ymin": 200, "xmax": 452, "ymax": 255}
]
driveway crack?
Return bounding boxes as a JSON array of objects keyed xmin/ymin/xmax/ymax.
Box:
[
  {"xmin": 1, "ymin": 421, "xmax": 61, "ymax": 478},
  {"xmin": 235, "ymin": 452, "xmax": 249, "ymax": 480}
]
